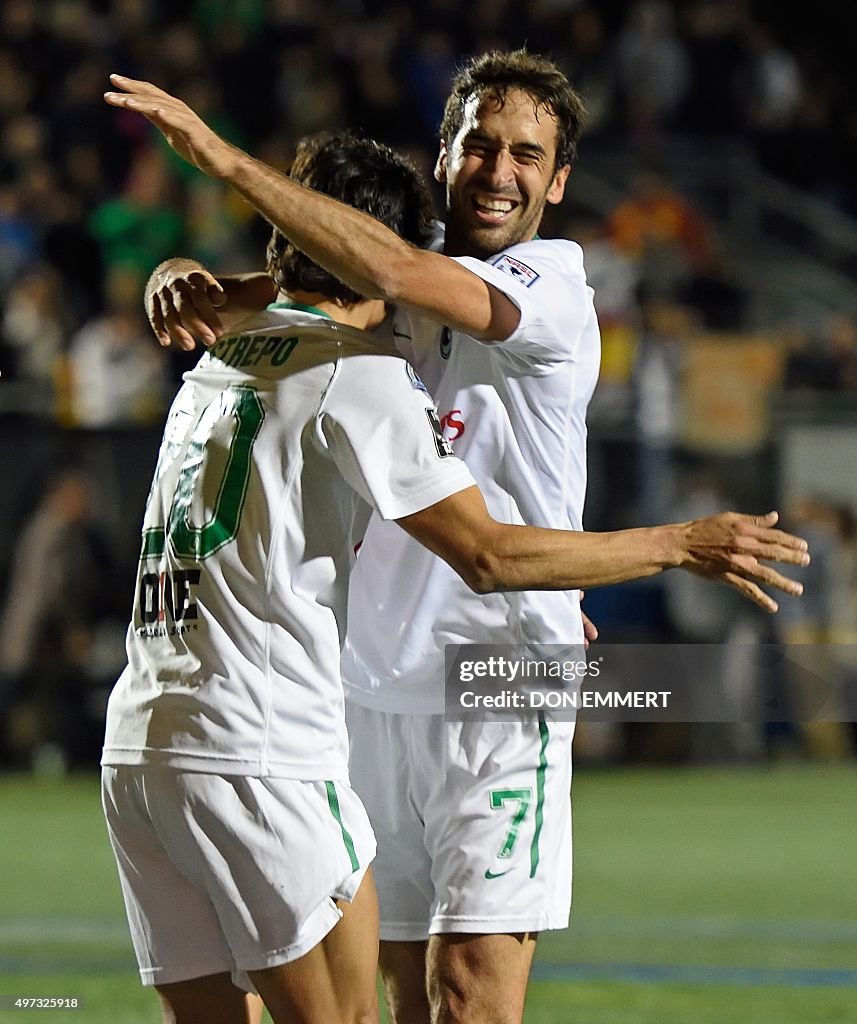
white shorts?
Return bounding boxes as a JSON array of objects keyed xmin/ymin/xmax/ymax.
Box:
[
  {"xmin": 345, "ymin": 704, "xmax": 573, "ymax": 941},
  {"xmin": 101, "ymin": 766, "xmax": 376, "ymax": 989}
]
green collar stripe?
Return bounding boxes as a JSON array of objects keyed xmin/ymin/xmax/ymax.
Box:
[{"xmin": 267, "ymin": 300, "xmax": 333, "ymax": 320}]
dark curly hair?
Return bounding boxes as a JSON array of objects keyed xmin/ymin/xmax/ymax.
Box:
[
  {"xmin": 440, "ymin": 49, "xmax": 586, "ymax": 170},
  {"xmin": 266, "ymin": 132, "xmax": 435, "ymax": 306}
]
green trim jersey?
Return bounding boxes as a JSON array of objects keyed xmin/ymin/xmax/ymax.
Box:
[
  {"xmin": 342, "ymin": 236, "xmax": 601, "ymax": 713},
  {"xmin": 102, "ymin": 305, "xmax": 474, "ymax": 779}
]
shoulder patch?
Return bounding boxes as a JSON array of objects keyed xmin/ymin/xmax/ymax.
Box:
[
  {"xmin": 406, "ymin": 362, "xmax": 428, "ymax": 394},
  {"xmin": 491, "ymin": 254, "xmax": 540, "ymax": 288}
]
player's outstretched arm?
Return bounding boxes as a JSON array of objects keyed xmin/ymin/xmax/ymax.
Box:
[
  {"xmin": 145, "ymin": 259, "xmax": 275, "ymax": 350},
  {"xmin": 104, "ymin": 75, "xmax": 521, "ymax": 342},
  {"xmin": 398, "ymin": 488, "xmax": 809, "ymax": 613}
]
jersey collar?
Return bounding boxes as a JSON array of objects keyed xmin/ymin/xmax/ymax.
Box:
[{"xmin": 266, "ymin": 300, "xmax": 334, "ymax": 320}]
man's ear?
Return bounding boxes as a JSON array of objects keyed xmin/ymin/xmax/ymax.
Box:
[
  {"xmin": 434, "ymin": 141, "xmax": 448, "ymax": 184},
  {"xmin": 546, "ymin": 164, "xmax": 571, "ymax": 206}
]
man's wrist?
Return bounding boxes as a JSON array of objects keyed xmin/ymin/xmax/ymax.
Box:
[
  {"xmin": 223, "ymin": 146, "xmax": 266, "ymax": 190},
  {"xmin": 650, "ymin": 523, "xmax": 687, "ymax": 572},
  {"xmin": 145, "ymin": 258, "xmax": 203, "ymax": 301}
]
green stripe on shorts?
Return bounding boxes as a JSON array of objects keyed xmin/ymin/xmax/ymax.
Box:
[
  {"xmin": 325, "ymin": 780, "xmax": 360, "ymax": 872},
  {"xmin": 530, "ymin": 715, "xmax": 549, "ymax": 878}
]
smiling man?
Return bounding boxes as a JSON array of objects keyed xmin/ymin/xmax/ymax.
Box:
[{"xmin": 105, "ymin": 50, "xmax": 802, "ymax": 1024}]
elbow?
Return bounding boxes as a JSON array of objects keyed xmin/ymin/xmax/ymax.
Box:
[{"xmin": 460, "ymin": 549, "xmax": 504, "ymax": 595}]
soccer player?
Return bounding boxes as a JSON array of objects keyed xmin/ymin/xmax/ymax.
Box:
[{"xmin": 105, "ymin": 56, "xmax": 810, "ymax": 1024}]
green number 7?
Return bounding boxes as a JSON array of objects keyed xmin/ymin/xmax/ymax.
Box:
[{"xmin": 489, "ymin": 787, "xmax": 532, "ymax": 860}]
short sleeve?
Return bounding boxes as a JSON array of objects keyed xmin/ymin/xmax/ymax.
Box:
[
  {"xmin": 317, "ymin": 353, "xmax": 476, "ymax": 520},
  {"xmin": 453, "ymin": 239, "xmax": 596, "ymax": 366}
]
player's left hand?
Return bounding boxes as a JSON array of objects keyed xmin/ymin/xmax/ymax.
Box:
[{"xmin": 104, "ymin": 75, "xmax": 238, "ymax": 180}]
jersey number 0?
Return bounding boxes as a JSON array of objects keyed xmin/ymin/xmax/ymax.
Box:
[{"xmin": 142, "ymin": 385, "xmax": 266, "ymax": 561}]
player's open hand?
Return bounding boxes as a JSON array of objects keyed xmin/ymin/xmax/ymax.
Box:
[
  {"xmin": 145, "ymin": 259, "xmax": 225, "ymax": 350},
  {"xmin": 104, "ymin": 74, "xmax": 238, "ymax": 180},
  {"xmin": 680, "ymin": 511, "xmax": 809, "ymax": 612}
]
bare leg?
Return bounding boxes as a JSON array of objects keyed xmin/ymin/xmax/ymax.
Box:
[
  {"xmin": 156, "ymin": 972, "xmax": 258, "ymax": 1024},
  {"xmin": 249, "ymin": 870, "xmax": 379, "ymax": 1024},
  {"xmin": 427, "ymin": 932, "xmax": 537, "ymax": 1024},
  {"xmin": 378, "ymin": 939, "xmax": 430, "ymax": 1024}
]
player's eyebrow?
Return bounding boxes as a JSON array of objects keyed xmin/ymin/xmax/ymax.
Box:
[{"xmin": 463, "ymin": 132, "xmax": 548, "ymax": 158}]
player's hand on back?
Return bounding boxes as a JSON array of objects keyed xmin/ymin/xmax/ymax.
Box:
[
  {"xmin": 679, "ymin": 510, "xmax": 810, "ymax": 612},
  {"xmin": 146, "ymin": 258, "xmax": 226, "ymax": 351}
]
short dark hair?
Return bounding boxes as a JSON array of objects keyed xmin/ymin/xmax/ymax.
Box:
[
  {"xmin": 440, "ymin": 50, "xmax": 586, "ymax": 169},
  {"xmin": 267, "ymin": 132, "xmax": 435, "ymax": 306}
]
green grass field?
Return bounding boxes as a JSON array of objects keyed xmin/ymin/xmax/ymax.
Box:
[{"xmin": 1, "ymin": 764, "xmax": 855, "ymax": 1023}]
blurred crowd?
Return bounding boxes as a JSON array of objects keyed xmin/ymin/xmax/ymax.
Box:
[
  {"xmin": 1, "ymin": 0, "xmax": 857, "ymax": 411},
  {"xmin": 1, "ymin": 0, "xmax": 856, "ymax": 769}
]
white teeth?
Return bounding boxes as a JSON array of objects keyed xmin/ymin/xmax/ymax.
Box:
[{"xmin": 473, "ymin": 195, "xmax": 515, "ymax": 215}]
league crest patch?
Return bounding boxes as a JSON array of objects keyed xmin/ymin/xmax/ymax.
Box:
[
  {"xmin": 491, "ymin": 254, "xmax": 540, "ymax": 288},
  {"xmin": 406, "ymin": 363, "xmax": 429, "ymax": 394}
]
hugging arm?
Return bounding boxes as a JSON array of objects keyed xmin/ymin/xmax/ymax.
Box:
[{"xmin": 107, "ymin": 77, "xmax": 520, "ymax": 345}]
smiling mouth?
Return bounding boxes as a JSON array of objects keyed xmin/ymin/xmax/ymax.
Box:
[{"xmin": 470, "ymin": 194, "xmax": 520, "ymax": 222}]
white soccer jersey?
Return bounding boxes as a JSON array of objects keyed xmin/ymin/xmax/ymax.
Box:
[
  {"xmin": 342, "ymin": 237, "xmax": 601, "ymax": 714},
  {"xmin": 101, "ymin": 303, "xmax": 475, "ymax": 778}
]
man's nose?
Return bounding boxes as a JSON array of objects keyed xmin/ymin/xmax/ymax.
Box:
[{"xmin": 481, "ymin": 147, "xmax": 515, "ymax": 187}]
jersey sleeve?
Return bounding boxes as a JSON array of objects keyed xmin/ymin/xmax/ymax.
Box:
[
  {"xmin": 317, "ymin": 353, "xmax": 476, "ymax": 520},
  {"xmin": 452, "ymin": 239, "xmax": 596, "ymax": 367}
]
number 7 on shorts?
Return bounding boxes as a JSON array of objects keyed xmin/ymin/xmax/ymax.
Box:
[{"xmin": 488, "ymin": 787, "xmax": 532, "ymax": 860}]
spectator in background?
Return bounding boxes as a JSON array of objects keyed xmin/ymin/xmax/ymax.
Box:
[
  {"xmin": 678, "ymin": 0, "xmax": 749, "ymax": 135},
  {"xmin": 66, "ymin": 264, "xmax": 168, "ymax": 428},
  {"xmin": 776, "ymin": 497, "xmax": 857, "ymax": 759},
  {"xmin": 615, "ymin": 0, "xmax": 689, "ymax": 140},
  {"xmin": 0, "ymin": 185, "xmax": 40, "ymax": 297},
  {"xmin": 0, "ymin": 469, "xmax": 118, "ymax": 769},
  {"xmin": 744, "ymin": 21, "xmax": 803, "ymax": 134},
  {"xmin": 633, "ymin": 297, "xmax": 691, "ymax": 526},
  {"xmin": 662, "ymin": 474, "xmax": 751, "ymax": 762},
  {"xmin": 1, "ymin": 263, "xmax": 69, "ymax": 392},
  {"xmin": 829, "ymin": 504, "xmax": 857, "ymax": 757},
  {"xmin": 606, "ymin": 165, "xmax": 749, "ymax": 329},
  {"xmin": 557, "ymin": 5, "xmax": 617, "ymax": 138},
  {"xmin": 88, "ymin": 144, "xmax": 184, "ymax": 280},
  {"xmin": 608, "ymin": 165, "xmax": 717, "ymax": 300}
]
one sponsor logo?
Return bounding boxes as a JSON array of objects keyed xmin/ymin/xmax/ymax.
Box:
[
  {"xmin": 484, "ymin": 867, "xmax": 512, "ymax": 880},
  {"xmin": 135, "ymin": 568, "xmax": 201, "ymax": 638},
  {"xmin": 406, "ymin": 363, "xmax": 429, "ymax": 394},
  {"xmin": 440, "ymin": 409, "xmax": 465, "ymax": 442},
  {"xmin": 440, "ymin": 327, "xmax": 452, "ymax": 359},
  {"xmin": 491, "ymin": 254, "xmax": 540, "ymax": 287},
  {"xmin": 426, "ymin": 408, "xmax": 454, "ymax": 458}
]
